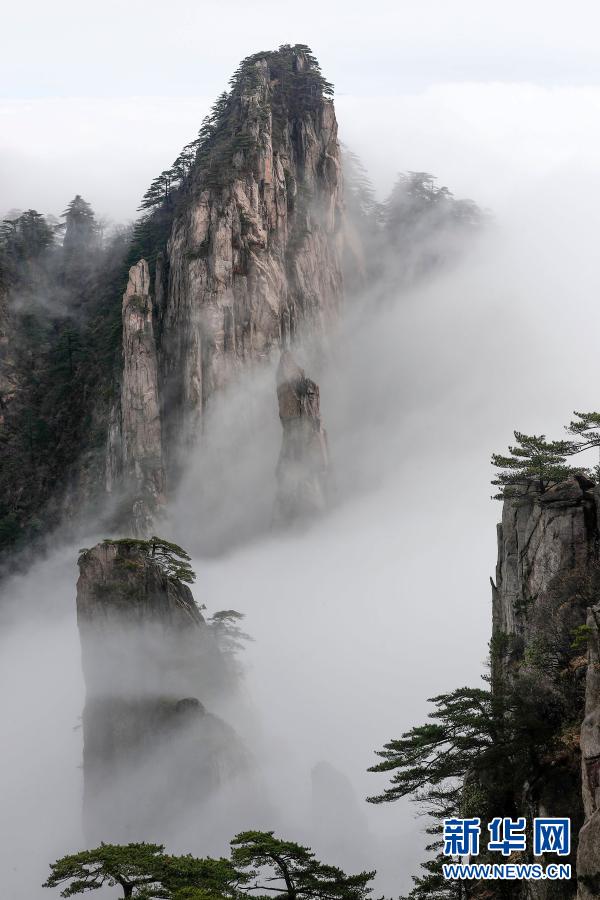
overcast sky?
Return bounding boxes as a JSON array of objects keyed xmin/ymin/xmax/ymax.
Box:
[{"xmin": 3, "ymin": 0, "xmax": 600, "ymax": 218}]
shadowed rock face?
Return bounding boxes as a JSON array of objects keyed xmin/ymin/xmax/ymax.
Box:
[
  {"xmin": 274, "ymin": 351, "xmax": 329, "ymax": 524},
  {"xmin": 77, "ymin": 541, "xmax": 248, "ymax": 842},
  {"xmin": 492, "ymin": 476, "xmax": 600, "ymax": 899}
]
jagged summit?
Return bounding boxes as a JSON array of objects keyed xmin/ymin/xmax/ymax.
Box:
[
  {"xmin": 138, "ymin": 44, "xmax": 335, "ymax": 216},
  {"xmin": 0, "ymin": 46, "xmax": 344, "ymax": 552},
  {"xmin": 189, "ymin": 43, "xmax": 335, "ymax": 189},
  {"xmin": 106, "ymin": 45, "xmax": 344, "ymax": 532}
]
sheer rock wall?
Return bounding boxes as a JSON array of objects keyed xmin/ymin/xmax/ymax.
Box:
[
  {"xmin": 108, "ymin": 260, "xmax": 165, "ymax": 535},
  {"xmin": 109, "ymin": 48, "xmax": 343, "ymax": 532},
  {"xmin": 493, "ymin": 477, "xmax": 600, "ymax": 898}
]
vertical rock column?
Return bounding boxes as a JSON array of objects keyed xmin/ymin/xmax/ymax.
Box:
[
  {"xmin": 160, "ymin": 47, "xmax": 344, "ymax": 453},
  {"xmin": 120, "ymin": 259, "xmax": 165, "ymax": 535},
  {"xmin": 274, "ymin": 351, "xmax": 329, "ymax": 523}
]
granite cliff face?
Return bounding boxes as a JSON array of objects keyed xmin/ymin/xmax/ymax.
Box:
[
  {"xmin": 160, "ymin": 49, "xmax": 343, "ymax": 439},
  {"xmin": 0, "ymin": 47, "xmax": 342, "ymax": 553},
  {"xmin": 108, "ymin": 46, "xmax": 343, "ymax": 533},
  {"xmin": 107, "ymin": 260, "xmax": 165, "ymax": 535},
  {"xmin": 76, "ymin": 540, "xmax": 247, "ymax": 841},
  {"xmin": 492, "ymin": 476, "xmax": 600, "ymax": 898},
  {"xmin": 494, "ymin": 476, "xmax": 597, "ymax": 665}
]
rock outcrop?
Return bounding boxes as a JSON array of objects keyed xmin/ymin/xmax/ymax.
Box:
[
  {"xmin": 493, "ymin": 475, "xmax": 597, "ymax": 672},
  {"xmin": 160, "ymin": 47, "xmax": 343, "ymax": 452},
  {"xmin": 76, "ymin": 540, "xmax": 247, "ymax": 841},
  {"xmin": 109, "ymin": 260, "xmax": 165, "ymax": 535},
  {"xmin": 274, "ymin": 351, "xmax": 329, "ymax": 523},
  {"xmin": 492, "ymin": 476, "xmax": 600, "ymax": 898},
  {"xmin": 0, "ymin": 48, "xmax": 344, "ymax": 546},
  {"xmin": 106, "ymin": 47, "xmax": 343, "ymax": 533},
  {"xmin": 578, "ymin": 602, "xmax": 600, "ymax": 898}
]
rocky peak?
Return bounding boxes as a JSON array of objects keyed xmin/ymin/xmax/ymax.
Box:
[
  {"xmin": 274, "ymin": 351, "xmax": 329, "ymax": 523},
  {"xmin": 109, "ymin": 47, "xmax": 344, "ymax": 533},
  {"xmin": 76, "ymin": 540, "xmax": 247, "ymax": 841},
  {"xmin": 160, "ymin": 45, "xmax": 343, "ymax": 454},
  {"xmin": 492, "ymin": 477, "xmax": 600, "ymax": 898}
]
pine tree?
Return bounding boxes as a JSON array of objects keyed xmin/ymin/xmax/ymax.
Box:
[
  {"xmin": 207, "ymin": 610, "xmax": 252, "ymax": 659},
  {"xmin": 0, "ymin": 209, "xmax": 55, "ymax": 272},
  {"xmin": 230, "ymin": 831, "xmax": 375, "ymax": 900},
  {"xmin": 367, "ymin": 686, "xmax": 502, "ymax": 900},
  {"xmin": 100, "ymin": 536, "xmax": 196, "ymax": 584},
  {"xmin": 342, "ymin": 147, "xmax": 379, "ymax": 223},
  {"xmin": 43, "ymin": 843, "xmax": 168, "ymax": 897},
  {"xmin": 566, "ymin": 411, "xmax": 600, "ymax": 478},
  {"xmin": 44, "ymin": 834, "xmax": 373, "ymax": 900},
  {"xmin": 62, "ymin": 195, "xmax": 97, "ymax": 255},
  {"xmin": 491, "ymin": 431, "xmax": 579, "ymax": 498},
  {"xmin": 367, "ymin": 686, "xmax": 508, "ymax": 805},
  {"xmin": 566, "ymin": 411, "xmax": 600, "ymax": 448},
  {"xmin": 43, "ymin": 843, "xmax": 242, "ymax": 899}
]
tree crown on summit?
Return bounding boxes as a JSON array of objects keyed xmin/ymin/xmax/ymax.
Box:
[
  {"xmin": 491, "ymin": 409, "xmax": 600, "ymax": 499},
  {"xmin": 62, "ymin": 194, "xmax": 96, "ymax": 225},
  {"xmin": 136, "ymin": 44, "xmax": 332, "ymax": 222},
  {"xmin": 491, "ymin": 431, "xmax": 579, "ymax": 498},
  {"xmin": 97, "ymin": 536, "xmax": 196, "ymax": 584},
  {"xmin": 62, "ymin": 194, "xmax": 97, "ymax": 253}
]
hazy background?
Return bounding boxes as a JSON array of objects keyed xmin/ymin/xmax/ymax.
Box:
[
  {"xmin": 4, "ymin": 0, "xmax": 600, "ymax": 217},
  {"xmin": 3, "ymin": 1, "xmax": 600, "ymax": 898}
]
